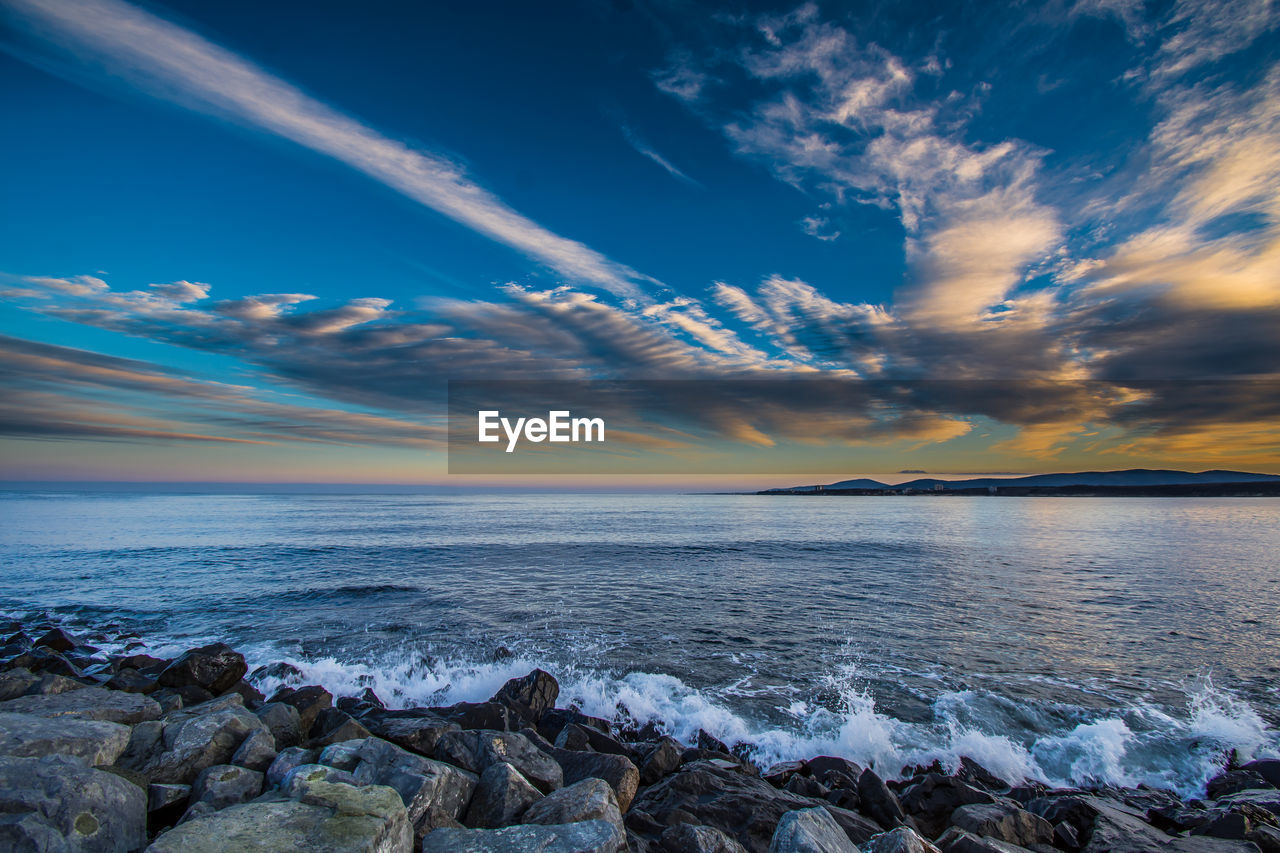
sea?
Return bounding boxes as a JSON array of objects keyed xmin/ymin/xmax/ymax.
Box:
[{"xmin": 2, "ymin": 490, "xmax": 1277, "ymax": 797}]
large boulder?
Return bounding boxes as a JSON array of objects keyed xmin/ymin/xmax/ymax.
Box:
[
  {"xmin": 491, "ymin": 669, "xmax": 560, "ymax": 724},
  {"xmin": 157, "ymin": 644, "xmax": 247, "ymax": 696},
  {"xmin": 1077, "ymin": 795, "xmax": 1263, "ymax": 853},
  {"xmin": 321, "ymin": 736, "xmax": 478, "ymax": 839},
  {"xmin": 630, "ymin": 759, "xmax": 879, "ymax": 853},
  {"xmin": 0, "ymin": 711, "xmax": 131, "ymax": 765},
  {"xmin": 0, "ymin": 753, "xmax": 147, "ymax": 852},
  {"xmin": 547, "ymin": 745, "xmax": 640, "ymax": 812},
  {"xmin": 421, "ymin": 819, "xmax": 627, "ymax": 852},
  {"xmin": 464, "ymin": 761, "xmax": 543, "ymax": 828},
  {"xmin": 1209, "ymin": 771, "xmax": 1272, "ymax": 800},
  {"xmin": 117, "ymin": 694, "xmax": 269, "ymax": 784},
  {"xmin": 435, "ymin": 729, "xmax": 563, "ymax": 793},
  {"xmin": 863, "ymin": 826, "xmax": 943, "ymax": 853},
  {"xmin": 769, "ymin": 807, "xmax": 859, "ymax": 852},
  {"xmin": 364, "ymin": 712, "xmax": 458, "ymax": 757},
  {"xmin": 524, "ymin": 777, "xmax": 625, "ymax": 834},
  {"xmin": 898, "ymin": 774, "xmax": 998, "ymax": 839},
  {"xmin": 0, "ymin": 685, "xmax": 161, "ymax": 724},
  {"xmin": 230, "ymin": 728, "xmax": 277, "ymax": 771},
  {"xmin": 431, "ymin": 701, "xmax": 516, "ymax": 731},
  {"xmin": 146, "ymin": 780, "xmax": 412, "ymax": 852},
  {"xmin": 859, "ymin": 768, "xmax": 910, "ymax": 830},
  {"xmin": 1241, "ymin": 760, "xmax": 1280, "ymax": 789},
  {"xmin": 659, "ymin": 823, "xmax": 750, "ymax": 852},
  {"xmin": 935, "ymin": 827, "xmax": 1032, "ymax": 853},
  {"xmin": 269, "ymin": 685, "xmax": 333, "ymax": 735},
  {"xmin": 185, "ymin": 763, "xmax": 264, "ymax": 816},
  {"xmin": 641, "ymin": 737, "xmax": 685, "ymax": 785},
  {"xmin": 951, "ymin": 803, "xmax": 1053, "ymax": 847},
  {"xmin": 266, "ymin": 746, "xmax": 320, "ymax": 787},
  {"xmin": 254, "ymin": 701, "xmax": 302, "ymax": 749}
]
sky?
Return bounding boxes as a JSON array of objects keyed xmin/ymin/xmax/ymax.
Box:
[{"xmin": 0, "ymin": 0, "xmax": 1277, "ymax": 486}]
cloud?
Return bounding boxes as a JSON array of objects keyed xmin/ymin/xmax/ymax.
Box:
[
  {"xmin": 618, "ymin": 123, "xmax": 700, "ymax": 186},
  {"xmin": 2, "ymin": 0, "xmax": 656, "ymax": 298}
]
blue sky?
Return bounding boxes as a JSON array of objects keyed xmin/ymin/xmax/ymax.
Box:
[{"xmin": 1, "ymin": 0, "xmax": 1277, "ymax": 484}]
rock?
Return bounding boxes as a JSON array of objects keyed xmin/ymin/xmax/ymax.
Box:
[
  {"xmin": 308, "ymin": 708, "xmax": 373, "ymax": 747},
  {"xmin": 768, "ymin": 807, "xmax": 859, "ymax": 852},
  {"xmin": 786, "ymin": 774, "xmax": 830, "ymax": 799},
  {"xmin": 956, "ymin": 759, "xmax": 1010, "ymax": 792},
  {"xmin": 805, "ymin": 757, "xmax": 864, "ymax": 786},
  {"xmin": 1026, "ymin": 795, "xmax": 1098, "ymax": 839},
  {"xmin": 491, "ymin": 669, "xmax": 560, "ymax": 723},
  {"xmin": 431, "ymin": 700, "xmax": 516, "ymax": 731},
  {"xmin": 549, "ymin": 746, "xmax": 640, "ymax": 812},
  {"xmin": 280, "ymin": 763, "xmax": 360, "ymax": 797},
  {"xmin": 659, "ymin": 823, "xmax": 750, "ymax": 852},
  {"xmin": 146, "ymin": 780, "xmax": 413, "ymax": 853},
  {"xmin": 149, "ymin": 689, "xmax": 184, "ymax": 714},
  {"xmin": 631, "ymin": 759, "xmax": 878, "ymax": 853},
  {"xmin": 364, "ymin": 712, "xmax": 459, "ymax": 757},
  {"xmin": 0, "ymin": 670, "xmax": 41, "ymax": 701},
  {"xmin": 255, "ymin": 701, "xmax": 303, "ymax": 749},
  {"xmin": 333, "ymin": 736, "xmax": 480, "ymax": 840},
  {"xmin": 764, "ymin": 762, "xmax": 808, "ymax": 788},
  {"xmin": 0, "ymin": 711, "xmax": 131, "ymax": 765},
  {"xmin": 147, "ymin": 782, "xmax": 190, "ymax": 829},
  {"xmin": 863, "ymin": 826, "xmax": 943, "ymax": 853},
  {"xmin": 187, "ymin": 764, "xmax": 264, "ymax": 815},
  {"xmin": 524, "ymin": 777, "xmax": 625, "ymax": 833},
  {"xmin": 4, "ymin": 647, "xmax": 82, "ymax": 678},
  {"xmin": 0, "ymin": 753, "xmax": 147, "ymax": 852},
  {"xmin": 700, "ymin": 729, "xmax": 733, "ymax": 754},
  {"xmin": 117, "ymin": 693, "xmax": 270, "ymax": 784},
  {"xmin": 223, "ymin": 680, "xmax": 264, "ymax": 710},
  {"xmin": 859, "ymin": 768, "xmax": 909, "ymax": 830},
  {"xmin": 464, "ymin": 761, "xmax": 543, "ymax": 828},
  {"xmin": 230, "ymin": 727, "xmax": 276, "ymax": 771},
  {"xmin": 950, "ymin": 803, "xmax": 1053, "ymax": 847},
  {"xmin": 934, "ymin": 827, "xmax": 1031, "ymax": 853},
  {"xmin": 0, "ymin": 685, "xmax": 161, "ymax": 724},
  {"xmin": 641, "ymin": 736, "xmax": 686, "ymax": 785},
  {"xmin": 1248, "ymin": 826, "xmax": 1280, "ymax": 853},
  {"xmin": 898, "ymin": 774, "xmax": 998, "ymax": 839},
  {"xmin": 116, "ymin": 653, "xmax": 167, "ymax": 673},
  {"xmin": 557, "ymin": 723, "xmax": 594, "ymax": 751},
  {"xmin": 270, "ymin": 685, "xmax": 333, "ymax": 735},
  {"xmin": 248, "ymin": 661, "xmax": 304, "ymax": 685},
  {"xmin": 1241, "ymin": 760, "xmax": 1280, "ymax": 789},
  {"xmin": 1209, "ymin": 770, "xmax": 1272, "ymax": 799},
  {"xmin": 1216, "ymin": 788, "xmax": 1280, "ymax": 815},
  {"xmin": 421, "ymin": 819, "xmax": 627, "ymax": 852},
  {"xmin": 435, "ymin": 729, "xmax": 563, "ymax": 793},
  {"xmin": 1078, "ymin": 795, "xmax": 1260, "ymax": 853},
  {"xmin": 157, "ymin": 644, "xmax": 247, "ymax": 695},
  {"xmin": 539, "ymin": 708, "xmax": 613, "ymax": 743},
  {"xmin": 266, "ymin": 746, "xmax": 319, "ymax": 787},
  {"xmin": 34, "ymin": 628, "xmax": 78, "ymax": 653},
  {"xmin": 1052, "ymin": 821, "xmax": 1081, "ymax": 851},
  {"xmin": 1149, "ymin": 803, "xmax": 1215, "ymax": 834},
  {"xmin": 105, "ymin": 668, "xmax": 159, "ymax": 694}
]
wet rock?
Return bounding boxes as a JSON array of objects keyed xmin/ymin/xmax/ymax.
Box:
[
  {"xmin": 169, "ymin": 684, "xmax": 215, "ymax": 707},
  {"xmin": 524, "ymin": 777, "xmax": 625, "ymax": 835},
  {"xmin": 898, "ymin": 774, "xmax": 998, "ymax": 839},
  {"xmin": 786, "ymin": 774, "xmax": 830, "ymax": 799},
  {"xmin": 641, "ymin": 737, "xmax": 686, "ymax": 785},
  {"xmin": 435, "ymin": 729, "xmax": 563, "ymax": 793},
  {"xmin": 0, "ymin": 753, "xmax": 147, "ymax": 852},
  {"xmin": 956, "ymin": 758, "xmax": 1010, "ymax": 792},
  {"xmin": 157, "ymin": 643, "xmax": 247, "ymax": 696},
  {"xmin": 431, "ymin": 700, "xmax": 516, "ymax": 731},
  {"xmin": 116, "ymin": 653, "xmax": 167, "ymax": 673},
  {"xmin": 187, "ymin": 763, "xmax": 264, "ymax": 815},
  {"xmin": 1026, "ymin": 795, "xmax": 1098, "ymax": 839},
  {"xmin": 0, "ymin": 684, "xmax": 161, "ymax": 724},
  {"xmin": 266, "ymin": 746, "xmax": 319, "ymax": 787},
  {"xmin": 255, "ymin": 701, "xmax": 303, "ymax": 749},
  {"xmin": 863, "ymin": 826, "xmax": 943, "ymax": 853},
  {"xmin": 248, "ymin": 661, "xmax": 304, "ymax": 685},
  {"xmin": 1241, "ymin": 760, "xmax": 1280, "ymax": 789},
  {"xmin": 805, "ymin": 756, "xmax": 864, "ymax": 786},
  {"xmin": 146, "ymin": 779, "xmax": 413, "ymax": 853},
  {"xmin": 364, "ymin": 712, "xmax": 459, "ymax": 757},
  {"xmin": 557, "ymin": 722, "xmax": 595, "ymax": 751},
  {"xmin": 1149, "ymin": 802, "xmax": 1214, "ymax": 833},
  {"xmin": 34, "ymin": 627, "xmax": 78, "ymax": 653},
  {"xmin": 1209, "ymin": 770, "xmax": 1272, "ymax": 799},
  {"xmin": 117, "ymin": 693, "xmax": 269, "ymax": 784},
  {"xmin": 1052, "ymin": 820, "xmax": 1081, "ymax": 852},
  {"xmin": 950, "ymin": 803, "xmax": 1053, "ymax": 847},
  {"xmin": 269, "ymin": 684, "xmax": 333, "ymax": 734},
  {"xmin": 230, "ymin": 727, "xmax": 276, "ymax": 771},
  {"xmin": 223, "ymin": 680, "xmax": 264, "ymax": 710},
  {"xmin": 1215, "ymin": 788, "xmax": 1280, "ymax": 815},
  {"xmin": 699, "ymin": 729, "xmax": 733, "ymax": 753},
  {"xmin": 541, "ymin": 741, "xmax": 640, "ymax": 811},
  {"xmin": 106, "ymin": 667, "xmax": 159, "ymax": 694},
  {"xmin": 308, "ymin": 708, "xmax": 372, "ymax": 747},
  {"xmin": 764, "ymin": 761, "xmax": 808, "ymax": 788},
  {"xmin": 4, "ymin": 646, "xmax": 83, "ymax": 678},
  {"xmin": 464, "ymin": 761, "xmax": 543, "ymax": 828},
  {"xmin": 422, "ymin": 818, "xmax": 627, "ymax": 852},
  {"xmin": 934, "ymin": 827, "xmax": 1031, "ymax": 853},
  {"xmin": 330, "ymin": 736, "xmax": 480, "ymax": 840},
  {"xmin": 539, "ymin": 708, "xmax": 613, "ymax": 743},
  {"xmin": 491, "ymin": 669, "xmax": 560, "ymax": 723},
  {"xmin": 768, "ymin": 806, "xmax": 859, "ymax": 852},
  {"xmin": 148, "ymin": 689, "xmax": 184, "ymax": 714},
  {"xmin": 0, "ymin": 710, "xmax": 131, "ymax": 764},
  {"xmin": 659, "ymin": 823, "xmax": 749, "ymax": 852},
  {"xmin": 1078, "ymin": 795, "xmax": 1258, "ymax": 853},
  {"xmin": 1248, "ymin": 826, "xmax": 1280, "ymax": 853},
  {"xmin": 859, "ymin": 768, "xmax": 910, "ymax": 830},
  {"xmin": 0, "ymin": 670, "xmax": 41, "ymax": 701}
]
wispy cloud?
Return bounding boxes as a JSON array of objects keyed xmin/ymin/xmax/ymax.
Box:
[
  {"xmin": 1, "ymin": 0, "xmax": 656, "ymax": 298},
  {"xmin": 618, "ymin": 123, "xmax": 700, "ymax": 186}
]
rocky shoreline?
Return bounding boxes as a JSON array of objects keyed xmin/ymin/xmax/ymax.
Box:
[{"xmin": 1, "ymin": 621, "xmax": 1278, "ymax": 852}]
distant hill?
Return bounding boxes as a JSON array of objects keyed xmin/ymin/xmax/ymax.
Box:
[{"xmin": 764, "ymin": 469, "xmax": 1280, "ymax": 494}]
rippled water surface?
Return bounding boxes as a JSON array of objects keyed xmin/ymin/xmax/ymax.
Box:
[{"xmin": 2, "ymin": 491, "xmax": 1278, "ymax": 794}]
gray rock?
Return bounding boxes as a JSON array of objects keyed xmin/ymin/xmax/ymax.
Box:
[
  {"xmin": 317, "ymin": 739, "xmax": 364, "ymax": 771},
  {"xmin": 858, "ymin": 769, "xmax": 909, "ymax": 830},
  {"xmin": 421, "ymin": 819, "xmax": 627, "ymax": 852},
  {"xmin": 659, "ymin": 823, "xmax": 749, "ymax": 852},
  {"xmin": 935, "ymin": 827, "xmax": 1031, "ymax": 853},
  {"xmin": 491, "ymin": 669, "xmax": 560, "ymax": 724},
  {"xmin": 1248, "ymin": 825, "xmax": 1280, "ymax": 853},
  {"xmin": 0, "ymin": 686, "xmax": 161, "ymax": 725},
  {"xmin": 254, "ymin": 702, "xmax": 302, "ymax": 749},
  {"xmin": 898, "ymin": 774, "xmax": 997, "ymax": 839},
  {"xmin": 1079, "ymin": 795, "xmax": 1261, "ymax": 853},
  {"xmin": 542, "ymin": 742, "xmax": 640, "ymax": 811},
  {"xmin": 464, "ymin": 761, "xmax": 543, "ymax": 828},
  {"xmin": 364, "ymin": 713, "xmax": 458, "ymax": 757},
  {"xmin": 0, "ymin": 753, "xmax": 147, "ymax": 853},
  {"xmin": 769, "ymin": 807, "xmax": 860, "ymax": 853},
  {"xmin": 1208, "ymin": 771, "xmax": 1271, "ymax": 800},
  {"xmin": 435, "ymin": 729, "xmax": 563, "ymax": 793},
  {"xmin": 641, "ymin": 737, "xmax": 685, "ymax": 786},
  {"xmin": 863, "ymin": 827, "xmax": 942, "ymax": 853},
  {"xmin": 186, "ymin": 764, "xmax": 263, "ymax": 815},
  {"xmin": 0, "ymin": 811, "xmax": 72, "ymax": 851},
  {"xmin": 1241, "ymin": 760, "xmax": 1280, "ymax": 789},
  {"xmin": 146, "ymin": 779, "xmax": 412, "ymax": 852},
  {"xmin": 147, "ymin": 783, "xmax": 190, "ymax": 812},
  {"xmin": 0, "ymin": 670, "xmax": 42, "ymax": 701},
  {"xmin": 951, "ymin": 803, "xmax": 1053, "ymax": 847},
  {"xmin": 308, "ymin": 708, "xmax": 372, "ymax": 747},
  {"xmin": 524, "ymin": 777, "xmax": 624, "ymax": 832},
  {"xmin": 337, "ymin": 737, "xmax": 479, "ymax": 839},
  {"xmin": 268, "ymin": 685, "xmax": 333, "ymax": 735},
  {"xmin": 230, "ymin": 728, "xmax": 276, "ymax": 771},
  {"xmin": 266, "ymin": 745, "xmax": 319, "ymax": 787},
  {"xmin": 0, "ymin": 712, "xmax": 131, "ymax": 765},
  {"xmin": 280, "ymin": 763, "xmax": 360, "ymax": 797},
  {"xmin": 156, "ymin": 644, "xmax": 247, "ymax": 696},
  {"xmin": 117, "ymin": 693, "xmax": 269, "ymax": 785}
]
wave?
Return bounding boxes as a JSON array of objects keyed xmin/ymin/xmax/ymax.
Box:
[{"xmin": 240, "ymin": 644, "xmax": 1279, "ymax": 799}]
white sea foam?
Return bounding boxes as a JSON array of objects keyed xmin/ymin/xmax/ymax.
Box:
[{"xmin": 242, "ymin": 645, "xmax": 1278, "ymax": 798}]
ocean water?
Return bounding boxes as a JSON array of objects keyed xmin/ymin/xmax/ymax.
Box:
[{"xmin": 2, "ymin": 491, "xmax": 1278, "ymax": 796}]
